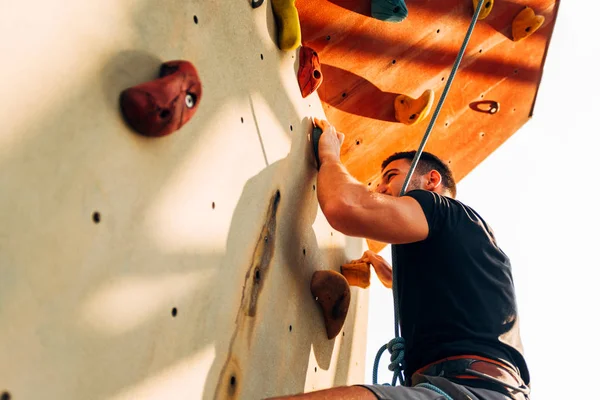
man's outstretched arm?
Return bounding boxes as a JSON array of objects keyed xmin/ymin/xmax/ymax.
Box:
[{"xmin": 314, "ymin": 118, "xmax": 428, "ymax": 245}]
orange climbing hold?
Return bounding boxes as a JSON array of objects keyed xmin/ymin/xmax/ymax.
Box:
[
  {"xmin": 473, "ymin": 0, "xmax": 494, "ymax": 20},
  {"xmin": 311, "ymin": 270, "xmax": 350, "ymax": 340},
  {"xmin": 341, "ymin": 262, "xmax": 370, "ymax": 289},
  {"xmin": 394, "ymin": 89, "xmax": 434, "ymax": 125},
  {"xmin": 512, "ymin": 7, "xmax": 545, "ymax": 42}
]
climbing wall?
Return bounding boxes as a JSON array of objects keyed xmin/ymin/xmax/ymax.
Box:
[
  {"xmin": 297, "ymin": 0, "xmax": 559, "ymax": 184},
  {"xmin": 0, "ymin": 1, "xmax": 369, "ymax": 399}
]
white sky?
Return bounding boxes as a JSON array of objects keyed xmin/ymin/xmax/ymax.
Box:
[{"xmin": 364, "ymin": 2, "xmax": 600, "ymax": 398}]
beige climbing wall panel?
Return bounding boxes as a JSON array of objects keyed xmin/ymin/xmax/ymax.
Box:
[{"xmin": 0, "ymin": 1, "xmax": 369, "ymax": 399}]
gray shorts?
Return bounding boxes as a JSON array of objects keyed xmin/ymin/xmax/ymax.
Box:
[{"xmin": 358, "ymin": 381, "xmax": 517, "ymax": 400}]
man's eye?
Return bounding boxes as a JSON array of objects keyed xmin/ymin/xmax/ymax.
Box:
[{"xmin": 387, "ymin": 174, "xmax": 396, "ymax": 182}]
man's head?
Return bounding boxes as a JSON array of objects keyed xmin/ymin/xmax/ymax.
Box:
[{"xmin": 377, "ymin": 151, "xmax": 457, "ymax": 198}]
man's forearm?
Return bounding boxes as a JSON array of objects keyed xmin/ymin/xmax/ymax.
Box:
[{"xmin": 316, "ymin": 158, "xmax": 368, "ymax": 214}]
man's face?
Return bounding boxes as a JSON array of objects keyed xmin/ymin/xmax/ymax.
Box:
[{"xmin": 376, "ymin": 159, "xmax": 422, "ymax": 197}]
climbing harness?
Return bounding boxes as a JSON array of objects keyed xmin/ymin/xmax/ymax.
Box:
[{"xmin": 372, "ymin": 0, "xmax": 488, "ymax": 389}]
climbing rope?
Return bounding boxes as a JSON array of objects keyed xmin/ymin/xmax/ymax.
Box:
[
  {"xmin": 415, "ymin": 383, "xmax": 454, "ymax": 400},
  {"xmin": 372, "ymin": 0, "xmax": 487, "ymax": 387},
  {"xmin": 372, "ymin": 337, "xmax": 406, "ymax": 385}
]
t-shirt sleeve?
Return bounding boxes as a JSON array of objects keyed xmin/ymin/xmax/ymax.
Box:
[{"xmin": 403, "ymin": 189, "xmax": 450, "ymax": 238}]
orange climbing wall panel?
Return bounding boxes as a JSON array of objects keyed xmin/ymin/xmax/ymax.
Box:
[{"xmin": 297, "ymin": 0, "xmax": 559, "ymax": 185}]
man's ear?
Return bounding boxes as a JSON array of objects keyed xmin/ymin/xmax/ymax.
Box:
[{"xmin": 426, "ymin": 170, "xmax": 443, "ymax": 190}]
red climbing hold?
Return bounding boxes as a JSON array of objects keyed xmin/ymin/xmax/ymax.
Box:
[
  {"xmin": 120, "ymin": 60, "xmax": 202, "ymax": 137},
  {"xmin": 298, "ymin": 46, "xmax": 323, "ymax": 98}
]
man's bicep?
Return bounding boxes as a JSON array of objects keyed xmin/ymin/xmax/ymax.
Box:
[{"xmin": 333, "ymin": 195, "xmax": 429, "ymax": 244}]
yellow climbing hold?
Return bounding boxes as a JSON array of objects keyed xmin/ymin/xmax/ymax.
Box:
[
  {"xmin": 512, "ymin": 7, "xmax": 545, "ymax": 42},
  {"xmin": 272, "ymin": 0, "xmax": 301, "ymax": 51},
  {"xmin": 341, "ymin": 262, "xmax": 371, "ymax": 289},
  {"xmin": 474, "ymin": 0, "xmax": 494, "ymax": 20},
  {"xmin": 394, "ymin": 89, "xmax": 435, "ymax": 125}
]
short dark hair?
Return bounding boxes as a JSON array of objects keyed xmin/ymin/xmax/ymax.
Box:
[{"xmin": 381, "ymin": 150, "xmax": 457, "ymax": 197}]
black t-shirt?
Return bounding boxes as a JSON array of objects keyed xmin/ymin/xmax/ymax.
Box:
[{"xmin": 393, "ymin": 190, "xmax": 529, "ymax": 385}]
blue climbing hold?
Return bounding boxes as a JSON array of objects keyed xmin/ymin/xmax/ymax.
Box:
[{"xmin": 371, "ymin": 0, "xmax": 408, "ymax": 23}]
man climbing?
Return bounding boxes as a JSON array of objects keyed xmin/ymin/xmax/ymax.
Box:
[{"xmin": 268, "ymin": 118, "xmax": 530, "ymax": 400}]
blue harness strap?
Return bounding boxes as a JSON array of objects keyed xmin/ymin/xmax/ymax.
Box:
[{"xmin": 415, "ymin": 382, "xmax": 454, "ymax": 400}]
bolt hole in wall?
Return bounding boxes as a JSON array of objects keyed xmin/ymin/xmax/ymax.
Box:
[
  {"xmin": 260, "ymin": 54, "xmax": 264, "ymax": 60},
  {"xmin": 92, "ymin": 211, "xmax": 101, "ymax": 224},
  {"xmin": 326, "ymin": 35, "xmax": 331, "ymax": 40},
  {"xmin": 289, "ymin": 325, "xmax": 293, "ymax": 332},
  {"xmin": 1, "ymin": 392, "xmax": 11, "ymax": 400},
  {"xmin": 290, "ymin": 125, "xmax": 293, "ymax": 131},
  {"xmin": 193, "ymin": 15, "xmax": 198, "ymax": 24},
  {"xmin": 230, "ymin": 376, "xmax": 236, "ymax": 387},
  {"xmin": 212, "ymin": 202, "xmax": 215, "ymax": 209},
  {"xmin": 241, "ymin": 117, "xmax": 244, "ymax": 123},
  {"xmin": 171, "ymin": 307, "xmax": 177, "ymax": 317},
  {"xmin": 436, "ymin": 29, "xmax": 440, "ymax": 33}
]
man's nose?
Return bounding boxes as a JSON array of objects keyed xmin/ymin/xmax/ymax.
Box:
[{"xmin": 376, "ymin": 184, "xmax": 387, "ymax": 194}]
